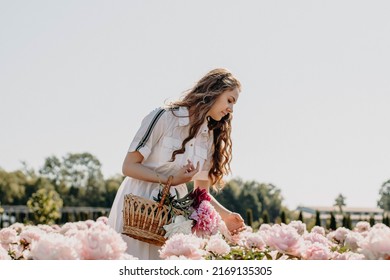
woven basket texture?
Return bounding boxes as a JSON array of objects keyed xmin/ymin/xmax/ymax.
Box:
[{"xmin": 122, "ymin": 187, "xmax": 184, "ymax": 246}]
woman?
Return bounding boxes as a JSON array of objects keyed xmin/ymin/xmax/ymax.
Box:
[{"xmin": 108, "ymin": 68, "xmax": 245, "ymax": 259}]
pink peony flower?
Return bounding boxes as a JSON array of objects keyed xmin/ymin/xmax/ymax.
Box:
[
  {"xmin": 354, "ymin": 221, "xmax": 371, "ymax": 233},
  {"xmin": 263, "ymin": 224, "xmax": 303, "ymax": 257},
  {"xmin": 333, "ymin": 227, "xmax": 350, "ymax": 243},
  {"xmin": 301, "ymin": 242, "xmax": 331, "ymax": 260},
  {"xmin": 0, "ymin": 228, "xmax": 19, "ymax": 247},
  {"xmin": 59, "ymin": 222, "xmax": 79, "ymax": 235},
  {"xmin": 358, "ymin": 225, "xmax": 390, "ymax": 260},
  {"xmin": 344, "ymin": 231, "xmax": 364, "ymax": 251},
  {"xmin": 9, "ymin": 223, "xmax": 25, "ymax": 234},
  {"xmin": 37, "ymin": 224, "xmax": 57, "ymax": 233},
  {"xmin": 205, "ymin": 234, "xmax": 230, "ymax": 255},
  {"xmin": 288, "ymin": 220, "xmax": 307, "ymax": 235},
  {"xmin": 234, "ymin": 230, "xmax": 266, "ymax": 250},
  {"xmin": 19, "ymin": 226, "xmax": 47, "ymax": 244},
  {"xmin": 74, "ymin": 221, "xmax": 89, "ymax": 231},
  {"xmin": 310, "ymin": 226, "xmax": 326, "ymax": 236},
  {"xmin": 190, "ymin": 201, "xmax": 221, "ymax": 237},
  {"xmin": 97, "ymin": 216, "xmax": 108, "ymax": 225},
  {"xmin": 0, "ymin": 245, "xmax": 11, "ymax": 260},
  {"xmin": 303, "ymin": 232, "xmax": 332, "ymax": 247},
  {"xmin": 30, "ymin": 233, "xmax": 82, "ymax": 260},
  {"xmin": 159, "ymin": 233, "xmax": 206, "ymax": 259},
  {"xmin": 332, "ymin": 251, "xmax": 366, "ymax": 260},
  {"xmin": 259, "ymin": 224, "xmax": 272, "ymax": 232},
  {"xmin": 76, "ymin": 222, "xmax": 127, "ymax": 260}
]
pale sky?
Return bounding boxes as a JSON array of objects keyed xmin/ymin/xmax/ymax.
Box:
[{"xmin": 1, "ymin": 0, "xmax": 389, "ymax": 210}]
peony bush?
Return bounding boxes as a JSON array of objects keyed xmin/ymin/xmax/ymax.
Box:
[
  {"xmin": 159, "ymin": 220, "xmax": 390, "ymax": 260},
  {"xmin": 0, "ymin": 217, "xmax": 138, "ymax": 260}
]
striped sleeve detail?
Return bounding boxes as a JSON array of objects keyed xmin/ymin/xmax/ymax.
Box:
[{"xmin": 135, "ymin": 108, "xmax": 166, "ymax": 151}]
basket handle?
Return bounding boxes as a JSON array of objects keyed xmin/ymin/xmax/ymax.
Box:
[{"xmin": 157, "ymin": 175, "xmax": 174, "ymax": 209}]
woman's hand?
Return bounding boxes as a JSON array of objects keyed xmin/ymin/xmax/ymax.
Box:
[
  {"xmin": 171, "ymin": 160, "xmax": 199, "ymax": 185},
  {"xmin": 223, "ymin": 212, "xmax": 246, "ymax": 235}
]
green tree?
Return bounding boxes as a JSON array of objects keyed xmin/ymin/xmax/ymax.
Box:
[
  {"xmin": 280, "ymin": 210, "xmax": 286, "ymax": 224},
  {"xmin": 378, "ymin": 179, "xmax": 390, "ymax": 211},
  {"xmin": 0, "ymin": 169, "xmax": 27, "ymax": 204},
  {"xmin": 238, "ymin": 183, "xmax": 262, "ymax": 223},
  {"xmin": 39, "ymin": 153, "xmax": 106, "ymax": 206},
  {"xmin": 104, "ymin": 174, "xmax": 123, "ymax": 207},
  {"xmin": 261, "ymin": 210, "xmax": 270, "ymax": 224},
  {"xmin": 212, "ymin": 179, "xmax": 241, "ymax": 214},
  {"xmin": 246, "ymin": 208, "xmax": 253, "ymax": 227},
  {"xmin": 384, "ymin": 215, "xmax": 390, "ymax": 226},
  {"xmin": 27, "ymin": 186, "xmax": 63, "ymax": 225},
  {"xmin": 329, "ymin": 212, "xmax": 336, "ymax": 230},
  {"xmin": 315, "ymin": 210, "xmax": 321, "ymax": 226},
  {"xmin": 214, "ymin": 178, "xmax": 285, "ymax": 224},
  {"xmin": 298, "ymin": 211, "xmax": 304, "ymax": 222},
  {"xmin": 342, "ymin": 214, "xmax": 352, "ymax": 229},
  {"xmin": 334, "ymin": 193, "xmax": 346, "ymax": 214},
  {"xmin": 369, "ymin": 215, "xmax": 375, "ymax": 226},
  {"xmin": 255, "ymin": 182, "xmax": 284, "ymax": 223}
]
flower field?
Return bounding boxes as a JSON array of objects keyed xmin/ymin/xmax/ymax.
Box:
[{"xmin": 1, "ymin": 217, "xmax": 389, "ymax": 260}]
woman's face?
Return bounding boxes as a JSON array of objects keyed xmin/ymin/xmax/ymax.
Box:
[{"xmin": 207, "ymin": 87, "xmax": 240, "ymax": 121}]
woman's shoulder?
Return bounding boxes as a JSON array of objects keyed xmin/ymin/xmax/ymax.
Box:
[{"xmin": 142, "ymin": 106, "xmax": 184, "ymax": 125}]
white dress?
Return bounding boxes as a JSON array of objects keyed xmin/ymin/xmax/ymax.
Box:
[{"xmin": 108, "ymin": 106, "xmax": 213, "ymax": 259}]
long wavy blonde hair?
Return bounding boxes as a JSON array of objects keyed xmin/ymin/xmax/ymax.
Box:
[{"xmin": 169, "ymin": 68, "xmax": 241, "ymax": 190}]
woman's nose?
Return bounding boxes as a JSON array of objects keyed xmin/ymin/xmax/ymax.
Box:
[{"xmin": 227, "ymin": 104, "xmax": 233, "ymax": 113}]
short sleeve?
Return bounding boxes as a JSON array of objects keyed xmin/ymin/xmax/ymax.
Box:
[{"xmin": 128, "ymin": 108, "xmax": 166, "ymax": 161}]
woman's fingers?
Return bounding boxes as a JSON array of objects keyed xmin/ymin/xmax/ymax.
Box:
[{"xmin": 183, "ymin": 160, "xmax": 199, "ymax": 174}]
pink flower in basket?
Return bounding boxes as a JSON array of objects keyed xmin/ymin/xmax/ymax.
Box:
[{"xmin": 190, "ymin": 200, "xmax": 221, "ymax": 237}]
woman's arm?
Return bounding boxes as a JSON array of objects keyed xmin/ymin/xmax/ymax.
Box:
[{"xmin": 122, "ymin": 151, "xmax": 200, "ymax": 186}]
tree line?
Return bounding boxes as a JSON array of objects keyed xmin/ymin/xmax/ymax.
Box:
[
  {"xmin": 0, "ymin": 153, "xmax": 122, "ymax": 208},
  {"xmin": 1, "ymin": 152, "xmax": 389, "ymax": 226},
  {"xmin": 0, "ymin": 153, "xmax": 288, "ymax": 225}
]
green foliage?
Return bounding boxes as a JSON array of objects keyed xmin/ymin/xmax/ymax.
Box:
[
  {"xmin": 206, "ymin": 247, "xmax": 271, "ymax": 260},
  {"xmin": 27, "ymin": 187, "xmax": 63, "ymax": 225},
  {"xmin": 213, "ymin": 178, "xmax": 285, "ymax": 225},
  {"xmin": 39, "ymin": 153, "xmax": 107, "ymax": 207},
  {"xmin": 0, "ymin": 169, "xmax": 27, "ymax": 204},
  {"xmin": 104, "ymin": 175, "xmax": 123, "ymax": 206},
  {"xmin": 2, "ymin": 155, "xmax": 288, "ymax": 221}
]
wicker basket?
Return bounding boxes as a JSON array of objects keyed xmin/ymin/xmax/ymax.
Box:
[{"xmin": 122, "ymin": 176, "xmax": 184, "ymax": 246}]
